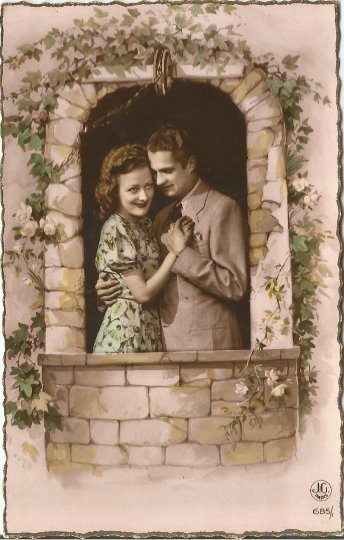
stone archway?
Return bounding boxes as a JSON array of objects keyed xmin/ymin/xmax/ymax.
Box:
[{"xmin": 43, "ymin": 59, "xmax": 293, "ymax": 354}]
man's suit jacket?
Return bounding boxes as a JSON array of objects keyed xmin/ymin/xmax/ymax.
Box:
[{"xmin": 153, "ymin": 180, "xmax": 248, "ymax": 351}]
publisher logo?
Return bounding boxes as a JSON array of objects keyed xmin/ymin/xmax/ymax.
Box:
[{"xmin": 310, "ymin": 480, "xmax": 332, "ymax": 501}]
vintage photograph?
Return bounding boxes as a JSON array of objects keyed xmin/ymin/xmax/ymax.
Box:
[{"xmin": 2, "ymin": 1, "xmax": 342, "ymax": 536}]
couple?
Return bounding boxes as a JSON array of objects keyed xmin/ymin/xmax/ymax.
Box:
[{"xmin": 94, "ymin": 128, "xmax": 248, "ymax": 353}]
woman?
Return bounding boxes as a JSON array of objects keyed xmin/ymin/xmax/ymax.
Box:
[{"xmin": 93, "ymin": 143, "xmax": 193, "ymax": 353}]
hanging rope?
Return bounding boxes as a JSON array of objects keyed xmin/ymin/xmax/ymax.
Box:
[{"xmin": 87, "ymin": 48, "xmax": 173, "ymax": 132}]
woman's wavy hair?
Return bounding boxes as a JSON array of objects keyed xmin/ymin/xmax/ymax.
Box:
[{"xmin": 95, "ymin": 144, "xmax": 150, "ymax": 220}]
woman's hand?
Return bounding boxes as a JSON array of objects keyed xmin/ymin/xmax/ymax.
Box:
[{"xmin": 167, "ymin": 216, "xmax": 194, "ymax": 255}]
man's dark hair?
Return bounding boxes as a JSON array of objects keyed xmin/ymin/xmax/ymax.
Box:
[{"xmin": 147, "ymin": 127, "xmax": 196, "ymax": 168}]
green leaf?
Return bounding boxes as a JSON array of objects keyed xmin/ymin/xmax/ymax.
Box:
[
  {"xmin": 43, "ymin": 90, "xmax": 57, "ymax": 109},
  {"xmin": 3, "ymin": 124, "xmax": 20, "ymax": 138},
  {"xmin": 191, "ymin": 4, "xmax": 203, "ymax": 16},
  {"xmin": 43, "ymin": 34, "xmax": 55, "ymax": 50},
  {"xmin": 128, "ymin": 8, "xmax": 140, "ymax": 17},
  {"xmin": 205, "ymin": 4, "xmax": 218, "ymax": 14},
  {"xmin": 122, "ymin": 14, "xmax": 134, "ymax": 27},
  {"xmin": 22, "ymin": 70, "xmax": 42, "ymax": 90},
  {"xmin": 291, "ymin": 235, "xmax": 308, "ymax": 253},
  {"xmin": 29, "ymin": 134, "xmax": 44, "ymax": 150},
  {"xmin": 94, "ymin": 7, "xmax": 109, "ymax": 18},
  {"xmin": 5, "ymin": 401, "xmax": 18, "ymax": 415},
  {"xmin": 282, "ymin": 55, "xmax": 300, "ymax": 71},
  {"xmin": 44, "ymin": 404, "xmax": 63, "ymax": 431},
  {"xmin": 17, "ymin": 98, "xmax": 39, "ymax": 112}
]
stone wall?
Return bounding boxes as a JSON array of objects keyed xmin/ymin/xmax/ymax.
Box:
[
  {"xmin": 39, "ymin": 348, "xmax": 299, "ymax": 472},
  {"xmin": 43, "ymin": 59, "xmax": 293, "ymax": 353}
]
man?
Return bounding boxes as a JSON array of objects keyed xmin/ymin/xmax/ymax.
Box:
[{"xmin": 97, "ymin": 128, "xmax": 248, "ymax": 350}]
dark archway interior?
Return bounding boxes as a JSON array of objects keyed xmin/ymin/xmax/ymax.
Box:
[{"xmin": 81, "ymin": 79, "xmax": 250, "ymax": 351}]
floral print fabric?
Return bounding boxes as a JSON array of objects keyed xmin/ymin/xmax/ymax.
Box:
[{"xmin": 93, "ymin": 214, "xmax": 162, "ymax": 353}]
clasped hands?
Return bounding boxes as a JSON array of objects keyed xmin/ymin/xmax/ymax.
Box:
[{"xmin": 96, "ymin": 216, "xmax": 195, "ymax": 307}]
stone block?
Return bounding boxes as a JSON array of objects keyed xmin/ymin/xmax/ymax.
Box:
[
  {"xmin": 180, "ymin": 365, "xmax": 233, "ymax": 383},
  {"xmin": 272, "ymin": 122, "xmax": 286, "ymax": 147},
  {"xmin": 247, "ymin": 129, "xmax": 275, "ymax": 160},
  {"xmin": 247, "ymin": 160, "xmax": 267, "ymax": 194},
  {"xmin": 241, "ymin": 409, "xmax": 297, "ymax": 442},
  {"xmin": 70, "ymin": 386, "xmax": 149, "ymax": 420},
  {"xmin": 165, "ymin": 444, "xmax": 220, "ymax": 467},
  {"xmin": 250, "ymin": 246, "xmax": 268, "ymax": 266},
  {"xmin": 249, "ymin": 233, "xmax": 268, "ymax": 249},
  {"xmin": 45, "ymin": 309, "xmax": 84, "ymax": 329},
  {"xmin": 182, "ymin": 379, "xmax": 211, "ymax": 388},
  {"xmin": 60, "ymin": 83, "xmax": 90, "ymax": 109},
  {"xmin": 239, "ymin": 82, "xmax": 268, "ymax": 115},
  {"xmin": 127, "ymin": 446, "xmax": 164, "ymax": 466},
  {"xmin": 264, "ymin": 436, "xmax": 296, "ymax": 462},
  {"xmin": 46, "ymin": 442, "xmax": 70, "ymax": 464},
  {"xmin": 45, "ymin": 244, "xmax": 61, "ymax": 267},
  {"xmin": 46, "ymin": 118, "xmax": 83, "ymax": 147},
  {"xmin": 45, "ymin": 326, "xmax": 85, "ymax": 353},
  {"xmin": 197, "ymin": 350, "xmax": 246, "ymax": 361},
  {"xmin": 211, "ymin": 400, "xmax": 243, "ymax": 417},
  {"xmin": 52, "ymin": 96, "xmax": 89, "ymax": 122},
  {"xmin": 45, "ymin": 268, "xmax": 84, "ymax": 293},
  {"xmin": 281, "ymin": 347, "xmax": 300, "ymax": 360},
  {"xmin": 63, "ymin": 176, "xmax": 82, "ymax": 192},
  {"xmin": 221, "ymin": 442, "xmax": 264, "ymax": 465},
  {"xmin": 46, "ymin": 211, "xmax": 82, "ymax": 240},
  {"xmin": 90, "ymin": 420, "xmax": 119, "ymax": 445},
  {"xmin": 120, "ymin": 418, "xmax": 187, "ymax": 446},
  {"xmin": 49, "ymin": 384, "xmax": 69, "ymax": 416},
  {"xmin": 58, "ymin": 236, "xmax": 84, "ymax": 268},
  {"xmin": 43, "ymin": 367, "xmax": 74, "ymax": 386},
  {"xmin": 45, "ymin": 143, "xmax": 75, "ymax": 168},
  {"xmin": 212, "ymin": 380, "xmax": 247, "ymax": 402},
  {"xmin": 266, "ymin": 146, "xmax": 286, "ymax": 181},
  {"xmin": 246, "ymin": 95, "xmax": 282, "ymax": 123},
  {"xmin": 126, "ymin": 366, "xmax": 179, "ymax": 386},
  {"xmin": 45, "ymin": 184, "xmax": 82, "ymax": 217},
  {"xmin": 189, "ymin": 417, "xmax": 241, "ymax": 444},
  {"xmin": 61, "ymin": 354, "xmax": 86, "ymax": 366},
  {"xmin": 150, "ymin": 387, "xmax": 210, "ymax": 418},
  {"xmin": 249, "ymin": 208, "xmax": 282, "ymax": 234},
  {"xmin": 49, "ymin": 418, "xmax": 90, "ymax": 444},
  {"xmin": 264, "ymin": 376, "xmax": 298, "ymax": 410},
  {"xmin": 71, "ymin": 444, "xmax": 127, "ymax": 466},
  {"xmin": 247, "ymin": 191, "xmax": 262, "ymax": 210},
  {"xmin": 75, "ymin": 367, "xmax": 125, "ymax": 386},
  {"xmin": 59, "ymin": 160, "xmax": 82, "ymax": 182},
  {"xmin": 258, "ymin": 359, "xmax": 289, "ymax": 377},
  {"xmin": 81, "ymin": 83, "xmax": 98, "ymax": 108},
  {"xmin": 230, "ymin": 68, "xmax": 266, "ymax": 105},
  {"xmin": 289, "ymin": 360, "xmax": 297, "ymax": 374},
  {"xmin": 262, "ymin": 181, "xmax": 282, "ymax": 205},
  {"xmin": 45, "ymin": 291, "xmax": 85, "ymax": 311}
]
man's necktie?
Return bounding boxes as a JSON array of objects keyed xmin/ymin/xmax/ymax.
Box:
[{"xmin": 170, "ymin": 202, "xmax": 182, "ymax": 223}]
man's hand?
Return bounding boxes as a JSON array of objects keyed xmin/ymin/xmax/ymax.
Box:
[{"xmin": 96, "ymin": 272, "xmax": 122, "ymax": 307}]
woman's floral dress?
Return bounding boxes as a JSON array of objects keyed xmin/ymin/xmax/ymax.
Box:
[{"xmin": 93, "ymin": 214, "xmax": 162, "ymax": 353}]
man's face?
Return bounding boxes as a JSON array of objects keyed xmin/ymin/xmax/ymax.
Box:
[{"xmin": 148, "ymin": 150, "xmax": 197, "ymax": 200}]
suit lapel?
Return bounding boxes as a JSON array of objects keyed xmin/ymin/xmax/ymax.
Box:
[{"xmin": 184, "ymin": 179, "xmax": 211, "ymax": 223}]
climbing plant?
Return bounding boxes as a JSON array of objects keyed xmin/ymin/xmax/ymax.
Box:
[{"xmin": 3, "ymin": 3, "xmax": 332, "ymax": 433}]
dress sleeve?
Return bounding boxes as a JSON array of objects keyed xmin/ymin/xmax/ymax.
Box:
[{"xmin": 95, "ymin": 218, "xmax": 141, "ymax": 274}]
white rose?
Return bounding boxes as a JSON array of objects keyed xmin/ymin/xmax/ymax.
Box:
[
  {"xmin": 235, "ymin": 381, "xmax": 249, "ymax": 396},
  {"xmin": 303, "ymin": 190, "xmax": 320, "ymax": 210},
  {"xmin": 13, "ymin": 242, "xmax": 22, "ymax": 255},
  {"xmin": 291, "ymin": 177, "xmax": 308, "ymax": 192},
  {"xmin": 40, "ymin": 216, "xmax": 56, "ymax": 236},
  {"xmin": 265, "ymin": 368, "xmax": 280, "ymax": 387},
  {"xmin": 21, "ymin": 220, "xmax": 37, "ymax": 238},
  {"xmin": 15, "ymin": 202, "xmax": 32, "ymax": 224},
  {"xmin": 271, "ymin": 383, "xmax": 288, "ymax": 397}
]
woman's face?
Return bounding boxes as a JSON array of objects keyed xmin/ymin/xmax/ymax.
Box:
[{"xmin": 117, "ymin": 166, "xmax": 154, "ymax": 223}]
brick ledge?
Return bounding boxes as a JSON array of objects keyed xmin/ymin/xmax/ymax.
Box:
[{"xmin": 38, "ymin": 347, "xmax": 300, "ymax": 366}]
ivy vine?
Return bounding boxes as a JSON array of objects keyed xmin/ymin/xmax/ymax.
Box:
[{"xmin": 3, "ymin": 3, "xmax": 331, "ymax": 433}]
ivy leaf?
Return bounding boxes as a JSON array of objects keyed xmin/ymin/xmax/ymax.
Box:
[
  {"xmin": 43, "ymin": 34, "xmax": 56, "ymax": 50},
  {"xmin": 43, "ymin": 90, "xmax": 57, "ymax": 109},
  {"xmin": 17, "ymin": 98, "xmax": 39, "ymax": 112},
  {"xmin": 94, "ymin": 7, "xmax": 109, "ymax": 18},
  {"xmin": 3, "ymin": 123, "xmax": 20, "ymax": 138},
  {"xmin": 223, "ymin": 5, "xmax": 236, "ymax": 14},
  {"xmin": 5, "ymin": 401, "xmax": 18, "ymax": 415},
  {"xmin": 282, "ymin": 55, "xmax": 299, "ymax": 71},
  {"xmin": 22, "ymin": 70, "xmax": 42, "ymax": 90},
  {"xmin": 122, "ymin": 14, "xmax": 134, "ymax": 27},
  {"xmin": 292, "ymin": 235, "xmax": 308, "ymax": 253},
  {"xmin": 191, "ymin": 4, "xmax": 203, "ymax": 16},
  {"xmin": 44, "ymin": 404, "xmax": 63, "ymax": 431},
  {"xmin": 29, "ymin": 134, "xmax": 44, "ymax": 150},
  {"xmin": 128, "ymin": 8, "xmax": 140, "ymax": 18},
  {"xmin": 205, "ymin": 4, "xmax": 218, "ymax": 14}
]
